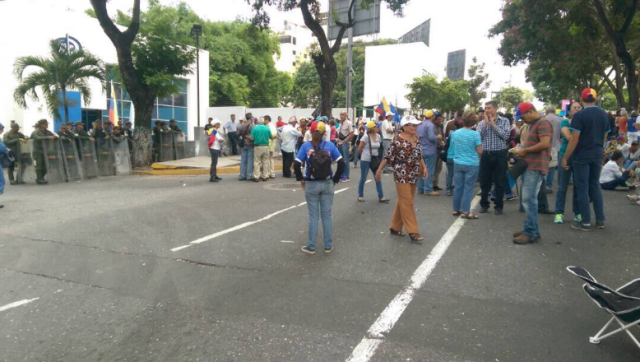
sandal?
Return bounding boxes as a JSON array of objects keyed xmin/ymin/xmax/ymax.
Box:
[
  {"xmin": 379, "ymin": 198, "xmax": 390, "ymax": 203},
  {"xmin": 390, "ymin": 228, "xmax": 406, "ymax": 237},
  {"xmin": 409, "ymin": 233, "xmax": 424, "ymax": 243},
  {"xmin": 357, "ymin": 197, "xmax": 365, "ymax": 202},
  {"xmin": 461, "ymin": 213, "xmax": 479, "ymax": 220},
  {"xmin": 452, "ymin": 211, "xmax": 462, "ymax": 216}
]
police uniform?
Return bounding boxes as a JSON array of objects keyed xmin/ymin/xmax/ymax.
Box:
[
  {"xmin": 2, "ymin": 125, "xmax": 27, "ymax": 184},
  {"xmin": 32, "ymin": 121, "xmax": 57, "ymax": 184}
]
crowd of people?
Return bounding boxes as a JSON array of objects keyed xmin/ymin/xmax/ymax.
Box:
[{"xmin": 201, "ymin": 88, "xmax": 638, "ymax": 252}]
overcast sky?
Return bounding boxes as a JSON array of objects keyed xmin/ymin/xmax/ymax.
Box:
[{"xmin": 57, "ymin": 0, "xmax": 534, "ymax": 102}]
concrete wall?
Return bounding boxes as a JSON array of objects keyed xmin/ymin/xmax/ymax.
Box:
[{"xmin": 206, "ymin": 107, "xmax": 349, "ymax": 123}]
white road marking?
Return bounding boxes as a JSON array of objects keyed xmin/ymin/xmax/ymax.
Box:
[
  {"xmin": 280, "ymin": 240, "xmax": 295, "ymax": 243},
  {"xmin": 171, "ymin": 188, "xmax": 350, "ymax": 252},
  {"xmin": 346, "ymin": 196, "xmax": 481, "ymax": 362},
  {"xmin": 0, "ymin": 298, "xmax": 40, "ymax": 312},
  {"xmin": 365, "ymin": 180, "xmax": 372, "ymax": 184}
]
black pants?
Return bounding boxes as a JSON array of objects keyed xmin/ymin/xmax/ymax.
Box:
[
  {"xmin": 7, "ymin": 150, "xmax": 15, "ymax": 182},
  {"xmin": 209, "ymin": 149, "xmax": 219, "ymax": 178},
  {"xmin": 282, "ymin": 150, "xmax": 294, "ymax": 177},
  {"xmin": 228, "ymin": 132, "xmax": 239, "ymax": 155},
  {"xmin": 480, "ymin": 149, "xmax": 508, "ymax": 210}
]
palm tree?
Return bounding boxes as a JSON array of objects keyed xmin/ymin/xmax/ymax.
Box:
[{"xmin": 14, "ymin": 40, "xmax": 106, "ymax": 124}]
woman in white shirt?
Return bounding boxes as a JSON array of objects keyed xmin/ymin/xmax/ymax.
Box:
[
  {"xmin": 357, "ymin": 121, "xmax": 389, "ymax": 203},
  {"xmin": 600, "ymin": 151, "xmax": 634, "ymax": 190},
  {"xmin": 208, "ymin": 120, "xmax": 224, "ymax": 183}
]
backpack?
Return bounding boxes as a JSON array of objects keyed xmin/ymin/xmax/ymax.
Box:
[{"xmin": 309, "ymin": 142, "xmax": 332, "ymax": 180}]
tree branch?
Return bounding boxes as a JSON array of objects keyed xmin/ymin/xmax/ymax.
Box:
[
  {"xmin": 122, "ymin": 0, "xmax": 141, "ymax": 43},
  {"xmin": 300, "ymin": 0, "xmax": 331, "ymax": 57},
  {"xmin": 620, "ymin": 0, "xmax": 639, "ymax": 35},
  {"xmin": 89, "ymin": 0, "xmax": 124, "ymax": 43},
  {"xmin": 331, "ymin": 0, "xmax": 357, "ymax": 54}
]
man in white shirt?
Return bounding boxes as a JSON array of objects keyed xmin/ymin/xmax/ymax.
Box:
[
  {"xmin": 223, "ymin": 114, "xmax": 239, "ymax": 156},
  {"xmin": 600, "ymin": 151, "xmax": 635, "ymax": 190},
  {"xmin": 280, "ymin": 117, "xmax": 302, "ymax": 178},
  {"xmin": 381, "ymin": 113, "xmax": 395, "ymax": 173},
  {"xmin": 208, "ymin": 120, "xmax": 224, "ymax": 183},
  {"xmin": 337, "ymin": 111, "xmax": 355, "ymax": 182}
]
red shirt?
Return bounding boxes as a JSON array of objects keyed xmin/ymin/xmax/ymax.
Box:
[
  {"xmin": 276, "ymin": 121, "xmax": 287, "ymax": 128},
  {"xmin": 330, "ymin": 125, "xmax": 337, "ymax": 141}
]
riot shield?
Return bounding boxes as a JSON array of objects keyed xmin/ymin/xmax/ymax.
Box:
[
  {"xmin": 78, "ymin": 138, "xmax": 99, "ymax": 179},
  {"xmin": 173, "ymin": 133, "xmax": 186, "ymax": 160},
  {"xmin": 96, "ymin": 137, "xmax": 115, "ymax": 177},
  {"xmin": 112, "ymin": 140, "xmax": 132, "ymax": 176},
  {"xmin": 16, "ymin": 140, "xmax": 37, "ymax": 184},
  {"xmin": 42, "ymin": 139, "xmax": 66, "ymax": 183},
  {"xmin": 159, "ymin": 132, "xmax": 174, "ymax": 161},
  {"xmin": 60, "ymin": 139, "xmax": 84, "ymax": 181}
]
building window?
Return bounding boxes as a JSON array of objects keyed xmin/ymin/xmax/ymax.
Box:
[
  {"xmin": 292, "ymin": 37, "xmax": 297, "ymax": 45},
  {"xmin": 279, "ymin": 35, "xmax": 292, "ymax": 44},
  {"xmin": 293, "ymin": 50, "xmax": 296, "ymax": 55},
  {"xmin": 152, "ymin": 79, "xmax": 188, "ymax": 134},
  {"xmin": 102, "ymin": 80, "xmax": 133, "ymax": 126}
]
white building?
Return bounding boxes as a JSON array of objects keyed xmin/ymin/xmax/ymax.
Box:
[
  {"xmin": 274, "ymin": 21, "xmax": 315, "ymax": 74},
  {"xmin": 0, "ymin": 0, "xmax": 209, "ymax": 141}
]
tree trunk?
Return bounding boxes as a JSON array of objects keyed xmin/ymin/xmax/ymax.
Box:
[
  {"xmin": 130, "ymin": 97, "xmax": 154, "ymax": 167},
  {"xmin": 62, "ymin": 88, "xmax": 69, "ymax": 124},
  {"xmin": 314, "ymin": 56, "xmax": 338, "ymax": 118}
]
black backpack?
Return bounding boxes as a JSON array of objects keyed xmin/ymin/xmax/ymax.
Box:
[{"xmin": 309, "ymin": 142, "xmax": 332, "ymax": 180}]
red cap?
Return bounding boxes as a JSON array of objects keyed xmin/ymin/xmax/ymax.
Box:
[
  {"xmin": 517, "ymin": 102, "xmax": 535, "ymax": 114},
  {"xmin": 309, "ymin": 121, "xmax": 326, "ymax": 134},
  {"xmin": 581, "ymin": 88, "xmax": 597, "ymax": 101}
]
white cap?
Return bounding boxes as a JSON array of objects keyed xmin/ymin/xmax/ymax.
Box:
[
  {"xmin": 211, "ymin": 119, "xmax": 222, "ymax": 127},
  {"xmin": 401, "ymin": 115, "xmax": 421, "ymax": 127},
  {"xmin": 386, "ymin": 112, "xmax": 395, "ymax": 117}
]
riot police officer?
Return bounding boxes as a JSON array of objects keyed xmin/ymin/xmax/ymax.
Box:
[
  {"xmin": 2, "ymin": 122, "xmax": 27, "ymax": 185},
  {"xmin": 33, "ymin": 119, "xmax": 58, "ymax": 185}
]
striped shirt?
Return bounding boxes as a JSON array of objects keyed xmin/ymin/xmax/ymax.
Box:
[
  {"xmin": 476, "ymin": 116, "xmax": 510, "ymax": 151},
  {"xmin": 522, "ymin": 117, "xmax": 552, "ymax": 175}
]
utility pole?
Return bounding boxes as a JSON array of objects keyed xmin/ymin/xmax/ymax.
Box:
[{"xmin": 346, "ymin": 23, "xmax": 354, "ymax": 121}]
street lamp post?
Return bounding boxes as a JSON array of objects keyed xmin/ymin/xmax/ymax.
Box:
[{"xmin": 191, "ymin": 24, "xmax": 202, "ymax": 129}]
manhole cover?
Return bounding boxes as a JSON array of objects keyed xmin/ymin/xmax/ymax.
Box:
[{"xmin": 266, "ymin": 182, "xmax": 302, "ymax": 190}]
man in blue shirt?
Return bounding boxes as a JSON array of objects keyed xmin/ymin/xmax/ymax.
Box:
[
  {"xmin": 417, "ymin": 110, "xmax": 441, "ymax": 196},
  {"xmin": 562, "ymin": 88, "xmax": 610, "ymax": 231}
]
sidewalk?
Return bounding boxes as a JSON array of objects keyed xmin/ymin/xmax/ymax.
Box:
[{"xmin": 134, "ymin": 155, "xmax": 283, "ymax": 176}]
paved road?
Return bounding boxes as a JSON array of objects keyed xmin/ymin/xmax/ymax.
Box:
[{"xmin": 0, "ymin": 170, "xmax": 638, "ymax": 361}]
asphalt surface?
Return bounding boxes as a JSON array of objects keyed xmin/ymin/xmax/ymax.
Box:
[{"xmin": 0, "ymin": 167, "xmax": 639, "ymax": 362}]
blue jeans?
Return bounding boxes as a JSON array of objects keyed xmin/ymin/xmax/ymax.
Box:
[
  {"xmin": 623, "ymin": 160, "xmax": 637, "ymax": 170},
  {"xmin": 446, "ymin": 158, "xmax": 455, "ymax": 191},
  {"xmin": 240, "ymin": 147, "xmax": 254, "ymax": 180},
  {"xmin": 554, "ymin": 160, "xmax": 579, "ymax": 215},
  {"xmin": 522, "ymin": 170, "xmax": 544, "ymax": 238},
  {"xmin": 358, "ymin": 160, "xmax": 384, "ymax": 199},
  {"xmin": 573, "ymin": 158, "xmax": 605, "ymax": 225},
  {"xmin": 0, "ymin": 165, "xmax": 5, "ymax": 195},
  {"xmin": 339, "ymin": 142, "xmax": 350, "ymax": 178},
  {"xmin": 305, "ymin": 180, "xmax": 334, "ymax": 250},
  {"xmin": 453, "ymin": 164, "xmax": 479, "ymax": 213},
  {"xmin": 546, "ymin": 166, "xmax": 556, "ymax": 189},
  {"xmin": 418, "ymin": 154, "xmax": 437, "ymax": 193},
  {"xmin": 600, "ymin": 172, "xmax": 630, "ymax": 190}
]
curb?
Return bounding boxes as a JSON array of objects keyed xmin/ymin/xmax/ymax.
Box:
[{"xmin": 134, "ymin": 164, "xmax": 284, "ymax": 176}]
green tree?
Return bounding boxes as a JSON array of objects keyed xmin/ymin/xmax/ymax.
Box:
[
  {"xmin": 498, "ymin": 86, "xmax": 524, "ymax": 114},
  {"xmin": 289, "ymin": 61, "xmax": 321, "ymax": 108},
  {"xmin": 407, "ymin": 74, "xmax": 470, "ymax": 113},
  {"xmin": 467, "ymin": 57, "xmax": 490, "ymax": 109},
  {"xmin": 90, "ymin": 0, "xmax": 195, "ymax": 167},
  {"xmin": 247, "ymin": 0, "xmax": 411, "ymax": 117},
  {"xmin": 490, "ymin": 0, "xmax": 640, "ymax": 110},
  {"xmin": 14, "ymin": 40, "xmax": 105, "ymax": 124}
]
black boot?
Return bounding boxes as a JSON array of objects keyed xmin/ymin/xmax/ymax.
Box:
[{"xmin": 209, "ymin": 176, "xmax": 218, "ymax": 183}]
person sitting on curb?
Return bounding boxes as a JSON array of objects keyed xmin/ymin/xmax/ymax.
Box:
[{"xmin": 600, "ymin": 151, "xmax": 636, "ymax": 191}]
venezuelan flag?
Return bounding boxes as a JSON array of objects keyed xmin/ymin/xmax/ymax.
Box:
[
  {"xmin": 389, "ymin": 103, "xmax": 402, "ymax": 123},
  {"xmin": 375, "ymin": 97, "xmax": 391, "ymax": 116},
  {"xmin": 109, "ymin": 82, "xmax": 119, "ymax": 125}
]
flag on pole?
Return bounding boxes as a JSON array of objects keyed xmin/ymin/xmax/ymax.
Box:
[
  {"xmin": 109, "ymin": 81, "xmax": 119, "ymax": 126},
  {"xmin": 375, "ymin": 97, "xmax": 391, "ymax": 116},
  {"xmin": 389, "ymin": 103, "xmax": 402, "ymax": 123}
]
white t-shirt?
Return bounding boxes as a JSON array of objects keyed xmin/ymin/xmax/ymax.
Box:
[
  {"xmin": 617, "ymin": 143, "xmax": 631, "ymax": 159},
  {"xmin": 381, "ymin": 120, "xmax": 394, "ymax": 140},
  {"xmin": 280, "ymin": 124, "xmax": 302, "ymax": 153},
  {"xmin": 210, "ymin": 132, "xmax": 224, "ymax": 150},
  {"xmin": 600, "ymin": 160, "xmax": 623, "ymax": 184}
]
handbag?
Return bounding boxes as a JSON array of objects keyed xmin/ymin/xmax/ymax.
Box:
[
  {"xmin": 509, "ymin": 158, "xmax": 528, "ymax": 180},
  {"xmin": 368, "ymin": 134, "xmax": 381, "ymax": 171}
]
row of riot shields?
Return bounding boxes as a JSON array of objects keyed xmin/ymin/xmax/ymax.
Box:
[
  {"xmin": 13, "ymin": 138, "xmax": 132, "ymax": 184},
  {"xmin": 157, "ymin": 132, "xmax": 186, "ymax": 162}
]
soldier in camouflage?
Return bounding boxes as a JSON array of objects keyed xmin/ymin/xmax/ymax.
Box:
[
  {"xmin": 2, "ymin": 122, "xmax": 28, "ymax": 185},
  {"xmin": 32, "ymin": 119, "xmax": 58, "ymax": 185}
]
